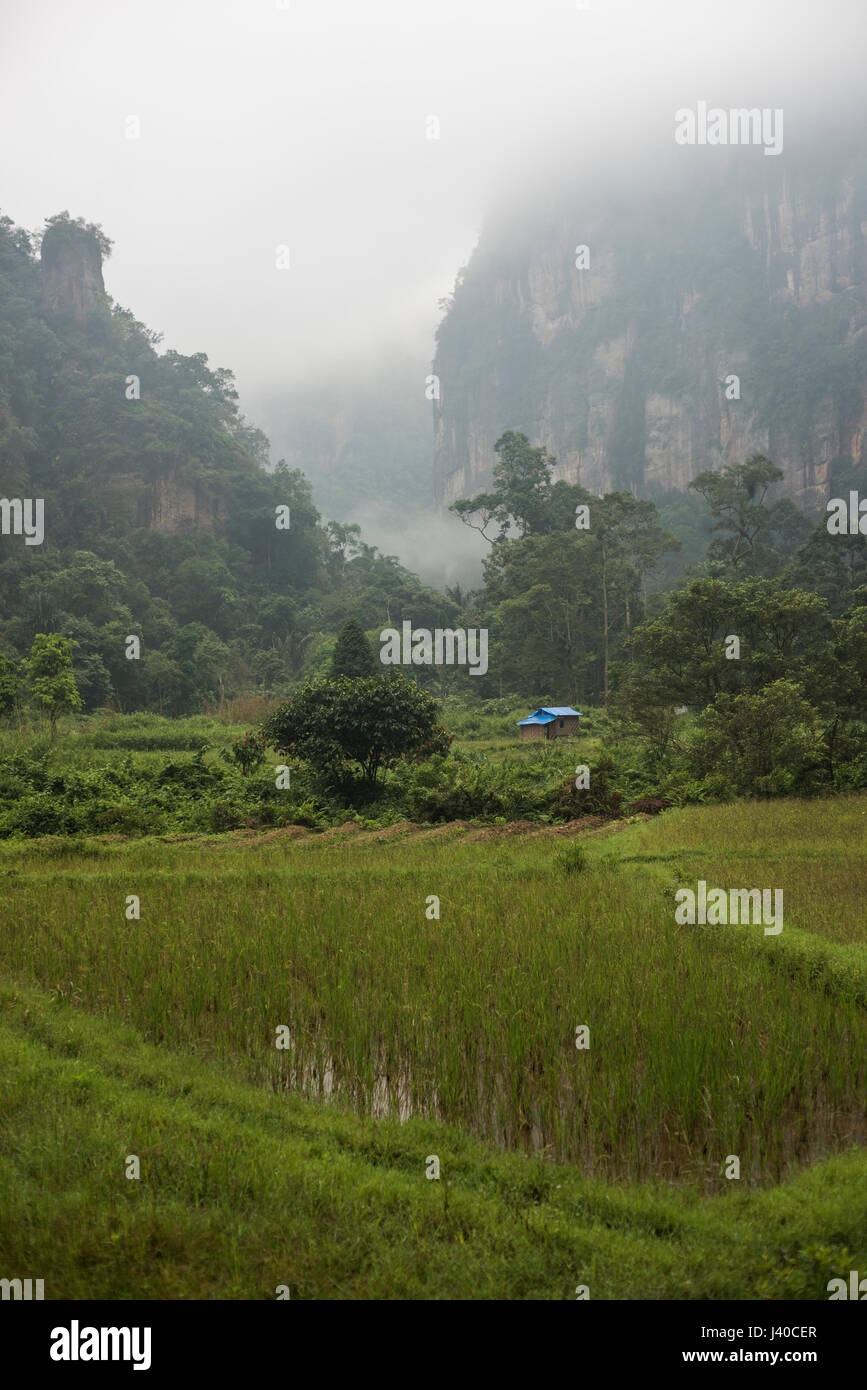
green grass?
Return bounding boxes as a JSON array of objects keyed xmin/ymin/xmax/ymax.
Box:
[
  {"xmin": 1, "ymin": 789, "xmax": 864, "ymax": 1298},
  {"xmin": 0, "ymin": 711, "xmax": 248, "ymax": 759},
  {"xmin": 0, "ymin": 980, "xmax": 864, "ymax": 1300},
  {"xmin": 2, "ymin": 703, "xmax": 601, "ymax": 764},
  {"xmin": 611, "ymin": 798, "xmax": 867, "ymax": 946},
  {"xmin": 1, "ymin": 800, "xmax": 864, "ymax": 1186}
]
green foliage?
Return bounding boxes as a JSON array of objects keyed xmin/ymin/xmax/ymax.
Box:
[
  {"xmin": 393, "ymin": 748, "xmax": 564, "ymax": 822},
  {"xmin": 789, "ymin": 522, "xmax": 867, "ymax": 616},
  {"xmin": 688, "ymin": 680, "xmax": 824, "ymax": 797},
  {"xmin": 689, "ymin": 455, "xmax": 785, "ymax": 576},
  {"xmin": 451, "ymin": 429, "xmax": 618, "ymax": 543},
  {"xmin": 618, "ymin": 578, "xmax": 867, "ymax": 798},
  {"xmin": 263, "ymin": 674, "xmax": 452, "ymax": 786},
  {"xmin": 221, "ymin": 729, "xmax": 268, "ymax": 776},
  {"xmin": 623, "ymin": 577, "xmax": 831, "ymax": 710},
  {"xmin": 451, "ymin": 435, "xmax": 681, "ymax": 705},
  {"xmin": 0, "ymin": 653, "xmax": 20, "ymax": 718},
  {"xmin": 23, "ymin": 633, "xmax": 82, "ymax": 737},
  {"xmin": 0, "ymin": 211, "xmax": 460, "ymax": 714},
  {"xmin": 0, "ymin": 704, "xmax": 600, "ymax": 836},
  {"xmin": 330, "ymin": 618, "xmax": 376, "ymax": 678},
  {"xmin": 450, "ymin": 430, "xmax": 568, "ymax": 539}
]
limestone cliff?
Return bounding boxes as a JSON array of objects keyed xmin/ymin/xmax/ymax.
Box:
[
  {"xmin": 97, "ymin": 470, "xmax": 223, "ymax": 535},
  {"xmin": 36, "ymin": 219, "xmax": 224, "ymax": 535},
  {"xmin": 433, "ymin": 153, "xmax": 867, "ymax": 510},
  {"xmin": 41, "ymin": 220, "xmax": 108, "ymax": 325}
]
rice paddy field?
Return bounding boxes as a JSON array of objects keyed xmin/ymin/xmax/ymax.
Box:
[{"xmin": 0, "ymin": 787, "xmax": 865, "ymax": 1299}]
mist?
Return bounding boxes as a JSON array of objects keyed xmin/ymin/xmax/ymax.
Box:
[{"xmin": 3, "ymin": 0, "xmax": 867, "ymax": 583}]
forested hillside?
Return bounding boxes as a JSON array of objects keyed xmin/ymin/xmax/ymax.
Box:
[
  {"xmin": 0, "ymin": 212, "xmax": 457, "ymax": 712},
  {"xmin": 1, "ymin": 209, "xmax": 865, "ymax": 786}
]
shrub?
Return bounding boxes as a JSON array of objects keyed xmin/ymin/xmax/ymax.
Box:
[
  {"xmin": 221, "ymin": 730, "xmax": 267, "ymax": 776},
  {"xmin": 263, "ymin": 674, "xmax": 452, "ymax": 786},
  {"xmin": 555, "ymin": 842, "xmax": 588, "ymax": 873},
  {"xmin": 207, "ymin": 798, "xmax": 245, "ymax": 832}
]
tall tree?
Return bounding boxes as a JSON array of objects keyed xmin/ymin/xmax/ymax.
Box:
[
  {"xmin": 0, "ymin": 652, "xmax": 20, "ymax": 718},
  {"xmin": 622, "ymin": 577, "xmax": 831, "ymax": 713},
  {"xmin": 689, "ymin": 455, "xmax": 784, "ymax": 576},
  {"xmin": 450, "ymin": 430, "xmax": 594, "ymax": 540},
  {"xmin": 480, "ymin": 491, "xmax": 678, "ymax": 704},
  {"xmin": 331, "ymin": 619, "xmax": 376, "ymax": 678},
  {"xmin": 23, "ymin": 633, "xmax": 83, "ymax": 738}
]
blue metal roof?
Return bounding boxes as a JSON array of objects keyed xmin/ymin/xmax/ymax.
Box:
[{"xmin": 517, "ymin": 706, "xmax": 582, "ymax": 725}]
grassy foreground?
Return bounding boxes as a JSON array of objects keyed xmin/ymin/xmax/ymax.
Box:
[
  {"xmin": 0, "ymin": 795, "xmax": 864, "ymax": 1297},
  {"xmin": 0, "ymin": 980, "xmax": 864, "ymax": 1300}
]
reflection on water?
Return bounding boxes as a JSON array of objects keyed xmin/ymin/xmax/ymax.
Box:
[{"xmin": 271, "ymin": 1031, "xmax": 866, "ymax": 1188}]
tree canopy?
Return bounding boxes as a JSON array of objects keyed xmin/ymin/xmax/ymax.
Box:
[
  {"xmin": 263, "ymin": 674, "xmax": 452, "ymax": 786},
  {"xmin": 330, "ymin": 619, "xmax": 377, "ymax": 678},
  {"xmin": 0, "ymin": 210, "xmax": 461, "ymax": 713}
]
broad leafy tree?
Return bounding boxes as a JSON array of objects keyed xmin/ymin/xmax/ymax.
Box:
[
  {"xmin": 622, "ymin": 578, "xmax": 832, "ymax": 710},
  {"xmin": 450, "ymin": 430, "xmax": 594, "ymax": 540},
  {"xmin": 23, "ymin": 633, "xmax": 83, "ymax": 738},
  {"xmin": 263, "ymin": 673, "xmax": 452, "ymax": 786},
  {"xmin": 689, "ymin": 456, "xmax": 788, "ymax": 577}
]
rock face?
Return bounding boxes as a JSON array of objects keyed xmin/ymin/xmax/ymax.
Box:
[
  {"xmin": 41, "ymin": 223, "xmax": 107, "ymax": 325},
  {"xmin": 141, "ymin": 474, "xmax": 221, "ymax": 534},
  {"xmin": 39, "ymin": 222, "xmax": 221, "ymax": 535},
  {"xmin": 97, "ymin": 470, "xmax": 223, "ymax": 535},
  {"xmin": 433, "ymin": 155, "xmax": 867, "ymax": 511}
]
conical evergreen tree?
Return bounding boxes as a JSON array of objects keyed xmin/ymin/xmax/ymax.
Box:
[{"xmin": 331, "ymin": 619, "xmax": 377, "ymax": 678}]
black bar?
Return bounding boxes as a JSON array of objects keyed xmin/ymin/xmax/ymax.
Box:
[{"xmin": 3, "ymin": 1299, "xmax": 862, "ymax": 1375}]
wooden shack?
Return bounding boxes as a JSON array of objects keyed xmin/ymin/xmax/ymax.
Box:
[{"xmin": 517, "ymin": 706, "xmax": 582, "ymax": 741}]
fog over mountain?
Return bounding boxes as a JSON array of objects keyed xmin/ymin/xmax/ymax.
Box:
[{"xmin": 3, "ymin": 0, "xmax": 867, "ymax": 583}]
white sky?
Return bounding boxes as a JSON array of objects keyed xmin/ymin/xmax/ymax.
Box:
[{"xmin": 2, "ymin": 0, "xmax": 865, "ymax": 423}]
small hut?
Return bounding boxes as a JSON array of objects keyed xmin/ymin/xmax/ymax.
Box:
[{"xmin": 517, "ymin": 706, "xmax": 581, "ymax": 742}]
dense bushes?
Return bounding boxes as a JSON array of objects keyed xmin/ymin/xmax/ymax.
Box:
[
  {"xmin": 392, "ymin": 750, "xmax": 567, "ymax": 822},
  {"xmin": 0, "ymin": 742, "xmax": 266, "ymax": 839},
  {"xmin": 2, "ymin": 678, "xmax": 864, "ymax": 841},
  {"xmin": 0, "ymin": 730, "xmax": 596, "ymax": 838}
]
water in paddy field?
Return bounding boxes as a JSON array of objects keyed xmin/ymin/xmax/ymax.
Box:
[{"xmin": 271, "ymin": 1033, "xmax": 866, "ymax": 1188}]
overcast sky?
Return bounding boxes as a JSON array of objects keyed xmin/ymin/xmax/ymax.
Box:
[{"xmin": 2, "ymin": 0, "xmax": 866, "ymax": 426}]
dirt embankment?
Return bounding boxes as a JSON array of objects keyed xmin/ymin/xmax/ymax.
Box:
[{"xmin": 229, "ymin": 813, "xmax": 649, "ymax": 850}]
